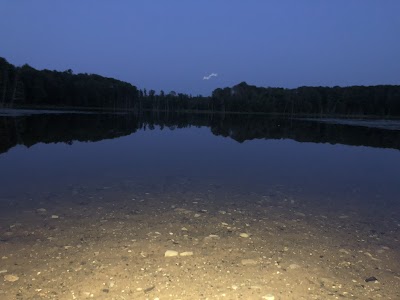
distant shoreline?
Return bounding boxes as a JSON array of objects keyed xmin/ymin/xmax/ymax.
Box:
[
  {"xmin": 1, "ymin": 105, "xmax": 400, "ymax": 120},
  {"xmin": 1, "ymin": 56, "xmax": 400, "ymax": 117}
]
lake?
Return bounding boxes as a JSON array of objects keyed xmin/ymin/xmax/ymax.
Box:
[{"xmin": 0, "ymin": 109, "xmax": 399, "ymax": 299}]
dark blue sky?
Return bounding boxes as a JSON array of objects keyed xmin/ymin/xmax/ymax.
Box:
[{"xmin": 1, "ymin": 1, "xmax": 399, "ymax": 95}]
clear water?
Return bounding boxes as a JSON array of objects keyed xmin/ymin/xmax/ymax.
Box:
[
  {"xmin": 1, "ymin": 111, "xmax": 399, "ymax": 207},
  {"xmin": 0, "ymin": 110, "xmax": 399, "ymax": 299}
]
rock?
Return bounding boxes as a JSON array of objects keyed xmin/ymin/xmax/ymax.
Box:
[
  {"xmin": 51, "ymin": 215, "xmax": 59, "ymax": 219},
  {"xmin": 294, "ymin": 212, "xmax": 305, "ymax": 217},
  {"xmin": 364, "ymin": 252, "xmax": 381, "ymax": 261},
  {"xmin": 4, "ymin": 274, "xmax": 19, "ymax": 282},
  {"xmin": 164, "ymin": 250, "xmax": 179, "ymax": 257},
  {"xmin": 365, "ymin": 276, "xmax": 378, "ymax": 282},
  {"xmin": 36, "ymin": 208, "xmax": 47, "ymax": 214},
  {"xmin": 0, "ymin": 270, "xmax": 7, "ymax": 274},
  {"xmin": 239, "ymin": 233, "xmax": 249, "ymax": 238},
  {"xmin": 174, "ymin": 208, "xmax": 192, "ymax": 214},
  {"xmin": 180, "ymin": 251, "xmax": 193, "ymax": 257},
  {"xmin": 204, "ymin": 234, "xmax": 220, "ymax": 242},
  {"xmin": 241, "ymin": 259, "xmax": 258, "ymax": 265},
  {"xmin": 143, "ymin": 285, "xmax": 155, "ymax": 293},
  {"xmin": 250, "ymin": 285, "xmax": 261, "ymax": 290},
  {"xmin": 262, "ymin": 295, "xmax": 275, "ymax": 300},
  {"xmin": 289, "ymin": 264, "xmax": 301, "ymax": 269}
]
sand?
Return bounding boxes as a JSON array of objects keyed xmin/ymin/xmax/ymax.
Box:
[{"xmin": 0, "ymin": 180, "xmax": 399, "ymax": 299}]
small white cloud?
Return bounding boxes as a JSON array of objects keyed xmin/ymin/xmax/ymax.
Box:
[{"xmin": 203, "ymin": 73, "xmax": 218, "ymax": 80}]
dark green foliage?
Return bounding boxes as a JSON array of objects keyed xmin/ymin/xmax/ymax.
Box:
[
  {"xmin": 210, "ymin": 82, "xmax": 400, "ymax": 116},
  {"xmin": 0, "ymin": 57, "xmax": 138, "ymax": 109},
  {"xmin": 1, "ymin": 57, "xmax": 399, "ymax": 116}
]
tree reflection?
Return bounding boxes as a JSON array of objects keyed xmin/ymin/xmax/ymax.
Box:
[{"xmin": 1, "ymin": 112, "xmax": 399, "ymax": 155}]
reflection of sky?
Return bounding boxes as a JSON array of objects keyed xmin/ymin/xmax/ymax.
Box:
[
  {"xmin": 1, "ymin": 126, "xmax": 399, "ymax": 203},
  {"xmin": 300, "ymin": 118, "xmax": 400, "ymax": 131}
]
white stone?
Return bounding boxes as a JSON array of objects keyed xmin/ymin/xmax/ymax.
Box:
[
  {"xmin": 294, "ymin": 212, "xmax": 305, "ymax": 217},
  {"xmin": 239, "ymin": 233, "xmax": 249, "ymax": 238},
  {"xmin": 179, "ymin": 251, "xmax": 193, "ymax": 257},
  {"xmin": 241, "ymin": 259, "xmax": 258, "ymax": 265},
  {"xmin": 51, "ymin": 215, "xmax": 59, "ymax": 219},
  {"xmin": 4, "ymin": 274, "xmax": 19, "ymax": 282},
  {"xmin": 289, "ymin": 264, "xmax": 301, "ymax": 269},
  {"xmin": 164, "ymin": 250, "xmax": 179, "ymax": 257}
]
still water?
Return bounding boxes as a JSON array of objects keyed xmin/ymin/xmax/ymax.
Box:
[{"xmin": 0, "ymin": 110, "xmax": 399, "ymax": 299}]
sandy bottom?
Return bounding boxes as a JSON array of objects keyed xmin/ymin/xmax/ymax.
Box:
[{"xmin": 0, "ymin": 179, "xmax": 399, "ymax": 300}]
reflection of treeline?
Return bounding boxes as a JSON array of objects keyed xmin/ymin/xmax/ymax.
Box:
[
  {"xmin": 1, "ymin": 57, "xmax": 400, "ymax": 116},
  {"xmin": 1, "ymin": 112, "xmax": 400, "ymax": 155},
  {"xmin": 0, "ymin": 113, "xmax": 141, "ymax": 154}
]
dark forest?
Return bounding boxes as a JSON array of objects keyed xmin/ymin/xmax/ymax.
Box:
[{"xmin": 1, "ymin": 57, "xmax": 399, "ymax": 116}]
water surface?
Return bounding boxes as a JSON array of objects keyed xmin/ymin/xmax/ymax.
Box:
[{"xmin": 0, "ymin": 110, "xmax": 399, "ymax": 299}]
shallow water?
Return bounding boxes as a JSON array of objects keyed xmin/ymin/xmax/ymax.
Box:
[{"xmin": 0, "ymin": 111, "xmax": 399, "ymax": 299}]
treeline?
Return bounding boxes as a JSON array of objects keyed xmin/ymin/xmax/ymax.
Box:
[
  {"xmin": 0, "ymin": 57, "xmax": 138, "ymax": 109},
  {"xmin": 1, "ymin": 57, "xmax": 400, "ymax": 116},
  {"xmin": 211, "ymin": 82, "xmax": 400, "ymax": 116}
]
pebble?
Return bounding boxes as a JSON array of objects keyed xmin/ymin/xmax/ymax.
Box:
[
  {"xmin": 262, "ymin": 295, "xmax": 275, "ymax": 300},
  {"xmin": 294, "ymin": 212, "xmax": 306, "ymax": 217},
  {"xmin": 365, "ymin": 276, "xmax": 378, "ymax": 283},
  {"xmin": 180, "ymin": 251, "xmax": 193, "ymax": 257},
  {"xmin": 0, "ymin": 270, "xmax": 7, "ymax": 274},
  {"xmin": 239, "ymin": 233, "xmax": 249, "ymax": 238},
  {"xmin": 4, "ymin": 274, "xmax": 19, "ymax": 282},
  {"xmin": 36, "ymin": 208, "xmax": 47, "ymax": 214},
  {"xmin": 51, "ymin": 215, "xmax": 59, "ymax": 219},
  {"xmin": 204, "ymin": 234, "xmax": 220, "ymax": 242},
  {"xmin": 164, "ymin": 250, "xmax": 179, "ymax": 257},
  {"xmin": 241, "ymin": 259, "xmax": 258, "ymax": 265},
  {"xmin": 364, "ymin": 252, "xmax": 380, "ymax": 261},
  {"xmin": 289, "ymin": 263, "xmax": 301, "ymax": 269}
]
